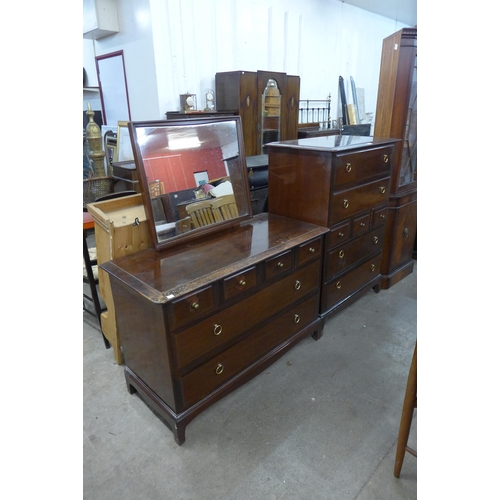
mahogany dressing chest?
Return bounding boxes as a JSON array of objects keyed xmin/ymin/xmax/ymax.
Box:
[
  {"xmin": 267, "ymin": 135, "xmax": 399, "ymax": 317},
  {"xmin": 99, "ymin": 117, "xmax": 327, "ymax": 444},
  {"xmin": 101, "ymin": 214, "xmax": 326, "ymax": 444}
]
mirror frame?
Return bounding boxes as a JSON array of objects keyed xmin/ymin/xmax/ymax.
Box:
[{"xmin": 127, "ymin": 116, "xmax": 253, "ymax": 251}]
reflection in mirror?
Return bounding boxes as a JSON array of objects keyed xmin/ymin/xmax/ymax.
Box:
[
  {"xmin": 128, "ymin": 117, "xmax": 252, "ymax": 250},
  {"xmin": 117, "ymin": 121, "xmax": 133, "ymax": 162},
  {"xmin": 261, "ymin": 79, "xmax": 281, "ymax": 153}
]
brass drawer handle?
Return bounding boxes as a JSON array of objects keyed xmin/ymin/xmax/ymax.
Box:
[
  {"xmin": 215, "ymin": 363, "xmax": 224, "ymax": 375},
  {"xmin": 294, "ymin": 280, "xmax": 301, "ymax": 290},
  {"xmin": 380, "ymin": 186, "xmax": 386, "ymax": 194},
  {"xmin": 360, "ymin": 222, "xmax": 366, "ymax": 227},
  {"xmin": 277, "ymin": 261, "xmax": 284, "ymax": 268},
  {"xmin": 213, "ymin": 324, "xmax": 222, "ymax": 336},
  {"xmin": 294, "ymin": 314, "xmax": 301, "ymax": 324},
  {"xmin": 403, "ymin": 227, "xmax": 409, "ymax": 238},
  {"xmin": 383, "ymin": 154, "xmax": 389, "ymax": 163},
  {"xmin": 343, "ymin": 199, "xmax": 349, "ymax": 209},
  {"xmin": 373, "ymin": 236, "xmax": 379, "ymax": 244},
  {"xmin": 379, "ymin": 213, "xmax": 386, "ymax": 219},
  {"xmin": 336, "ymin": 281, "xmax": 341, "ymax": 289},
  {"xmin": 339, "ymin": 250, "xmax": 345, "ymax": 258},
  {"xmin": 338, "ymin": 232, "xmax": 344, "ymax": 237},
  {"xmin": 345, "ymin": 163, "xmax": 352, "ymax": 173},
  {"xmin": 239, "ymin": 279, "xmax": 246, "ymax": 286},
  {"xmin": 370, "ymin": 264, "xmax": 376, "ymax": 272},
  {"xmin": 191, "ymin": 302, "xmax": 199, "ymax": 310},
  {"xmin": 308, "ymin": 247, "xmax": 316, "ymax": 253}
]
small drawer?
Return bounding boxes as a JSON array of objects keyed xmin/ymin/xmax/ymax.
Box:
[
  {"xmin": 327, "ymin": 221, "xmax": 350, "ymax": 249},
  {"xmin": 352, "ymin": 212, "xmax": 370, "ymax": 237},
  {"xmin": 372, "ymin": 206, "xmax": 388, "ymax": 228},
  {"xmin": 223, "ymin": 266, "xmax": 258, "ymax": 301},
  {"xmin": 298, "ymin": 237, "xmax": 322, "ymax": 265},
  {"xmin": 333, "ymin": 146, "xmax": 393, "ymax": 187},
  {"xmin": 265, "ymin": 250, "xmax": 293, "ymax": 280},
  {"xmin": 170, "ymin": 286, "xmax": 214, "ymax": 329}
]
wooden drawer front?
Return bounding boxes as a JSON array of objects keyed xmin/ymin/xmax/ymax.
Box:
[
  {"xmin": 265, "ymin": 250, "xmax": 293, "ymax": 280},
  {"xmin": 352, "ymin": 212, "xmax": 370, "ymax": 237},
  {"xmin": 223, "ymin": 266, "xmax": 258, "ymax": 301},
  {"xmin": 170, "ymin": 286, "xmax": 214, "ymax": 330},
  {"xmin": 327, "ymin": 221, "xmax": 350, "ymax": 250},
  {"xmin": 323, "ymin": 254, "xmax": 382, "ymax": 312},
  {"xmin": 173, "ymin": 260, "xmax": 321, "ymax": 367},
  {"xmin": 372, "ymin": 206, "xmax": 389, "ymax": 228},
  {"xmin": 325, "ymin": 226, "xmax": 385, "ymax": 280},
  {"xmin": 298, "ymin": 237, "xmax": 322, "ymax": 265},
  {"xmin": 334, "ymin": 147, "xmax": 392, "ymax": 187},
  {"xmin": 180, "ymin": 293, "xmax": 320, "ymax": 409},
  {"xmin": 329, "ymin": 177, "xmax": 390, "ymax": 223}
]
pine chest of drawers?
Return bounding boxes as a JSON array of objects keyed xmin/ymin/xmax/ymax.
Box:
[
  {"xmin": 267, "ymin": 135, "xmax": 399, "ymax": 317},
  {"xmin": 101, "ymin": 213, "xmax": 327, "ymax": 444}
]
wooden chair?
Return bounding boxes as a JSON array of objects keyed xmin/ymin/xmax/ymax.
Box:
[
  {"xmin": 185, "ymin": 200, "xmax": 216, "ymax": 228},
  {"xmin": 210, "ymin": 194, "xmax": 238, "ymax": 222},
  {"xmin": 394, "ymin": 341, "xmax": 417, "ymax": 477},
  {"xmin": 149, "ymin": 180, "xmax": 165, "ymax": 197}
]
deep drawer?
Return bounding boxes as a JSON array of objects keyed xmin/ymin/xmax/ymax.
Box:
[
  {"xmin": 333, "ymin": 146, "xmax": 392, "ymax": 187},
  {"xmin": 324, "ymin": 226, "xmax": 385, "ymax": 280},
  {"xmin": 329, "ymin": 177, "xmax": 390, "ymax": 224},
  {"xmin": 180, "ymin": 293, "xmax": 320, "ymax": 409},
  {"xmin": 172, "ymin": 259, "xmax": 321, "ymax": 367},
  {"xmin": 322, "ymin": 254, "xmax": 382, "ymax": 313}
]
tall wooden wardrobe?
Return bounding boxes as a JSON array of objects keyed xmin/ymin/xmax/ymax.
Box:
[
  {"xmin": 373, "ymin": 27, "xmax": 417, "ymax": 289},
  {"xmin": 215, "ymin": 70, "xmax": 300, "ymax": 157}
]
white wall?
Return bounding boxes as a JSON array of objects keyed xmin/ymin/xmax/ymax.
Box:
[{"xmin": 83, "ymin": 0, "xmax": 409, "ymax": 125}]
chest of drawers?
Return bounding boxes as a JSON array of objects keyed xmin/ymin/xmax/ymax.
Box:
[
  {"xmin": 101, "ymin": 213, "xmax": 327, "ymax": 444},
  {"xmin": 267, "ymin": 135, "xmax": 399, "ymax": 317}
]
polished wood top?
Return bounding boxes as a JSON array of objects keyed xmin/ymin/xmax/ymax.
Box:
[
  {"xmin": 267, "ymin": 135, "xmax": 399, "ymax": 153},
  {"xmin": 101, "ymin": 213, "xmax": 327, "ymax": 303}
]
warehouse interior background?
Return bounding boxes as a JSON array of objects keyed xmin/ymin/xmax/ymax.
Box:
[{"xmin": 0, "ymin": 0, "xmax": 498, "ymax": 497}]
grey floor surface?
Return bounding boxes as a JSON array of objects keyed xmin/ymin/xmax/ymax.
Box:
[{"xmin": 83, "ymin": 262, "xmax": 417, "ymax": 500}]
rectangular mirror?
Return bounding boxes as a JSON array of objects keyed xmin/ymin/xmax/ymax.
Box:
[{"xmin": 128, "ymin": 116, "xmax": 253, "ymax": 250}]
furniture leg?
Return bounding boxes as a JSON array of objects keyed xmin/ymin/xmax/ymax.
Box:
[{"xmin": 394, "ymin": 341, "xmax": 417, "ymax": 477}]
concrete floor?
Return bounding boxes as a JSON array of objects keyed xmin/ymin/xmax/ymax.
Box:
[{"xmin": 83, "ymin": 262, "xmax": 417, "ymax": 500}]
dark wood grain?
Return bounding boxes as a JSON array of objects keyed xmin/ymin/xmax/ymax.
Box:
[
  {"xmin": 102, "ymin": 212, "xmax": 327, "ymax": 444},
  {"xmin": 101, "ymin": 213, "xmax": 326, "ymax": 302},
  {"xmin": 267, "ymin": 136, "xmax": 398, "ymax": 317},
  {"xmin": 373, "ymin": 28, "xmax": 417, "ymax": 288}
]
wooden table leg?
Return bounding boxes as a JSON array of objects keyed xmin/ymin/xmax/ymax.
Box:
[{"xmin": 394, "ymin": 341, "xmax": 417, "ymax": 477}]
